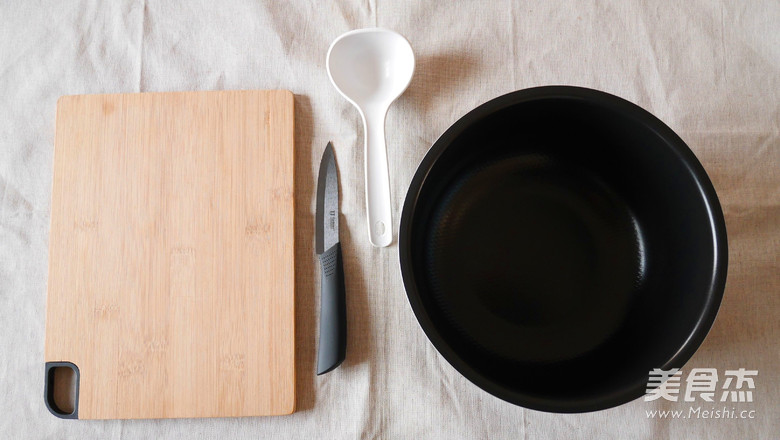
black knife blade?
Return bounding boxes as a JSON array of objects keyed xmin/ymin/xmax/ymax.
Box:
[
  {"xmin": 316, "ymin": 143, "xmax": 339, "ymax": 254},
  {"xmin": 315, "ymin": 142, "xmax": 346, "ymax": 375}
]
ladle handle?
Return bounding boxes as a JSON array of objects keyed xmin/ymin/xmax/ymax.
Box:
[{"xmin": 363, "ymin": 108, "xmax": 393, "ymax": 247}]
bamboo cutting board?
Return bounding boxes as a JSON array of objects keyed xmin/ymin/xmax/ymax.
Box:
[{"xmin": 45, "ymin": 90, "xmax": 296, "ymax": 419}]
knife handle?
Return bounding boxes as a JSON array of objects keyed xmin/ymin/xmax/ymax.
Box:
[{"xmin": 316, "ymin": 243, "xmax": 346, "ymax": 375}]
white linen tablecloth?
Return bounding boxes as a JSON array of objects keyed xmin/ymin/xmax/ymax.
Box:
[{"xmin": 1, "ymin": 1, "xmax": 778, "ymax": 438}]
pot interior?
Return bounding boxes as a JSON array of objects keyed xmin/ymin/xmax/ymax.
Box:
[{"xmin": 401, "ymin": 88, "xmax": 726, "ymax": 412}]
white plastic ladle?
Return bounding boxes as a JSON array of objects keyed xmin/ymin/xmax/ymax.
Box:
[{"xmin": 327, "ymin": 28, "xmax": 415, "ymax": 247}]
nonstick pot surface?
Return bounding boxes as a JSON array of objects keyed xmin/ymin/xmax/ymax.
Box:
[{"xmin": 399, "ymin": 86, "xmax": 727, "ymax": 413}]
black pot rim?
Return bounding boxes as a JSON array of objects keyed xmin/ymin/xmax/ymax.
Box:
[{"xmin": 398, "ymin": 85, "xmax": 728, "ymax": 413}]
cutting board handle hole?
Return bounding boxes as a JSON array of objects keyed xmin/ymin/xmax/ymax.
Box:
[{"xmin": 44, "ymin": 362, "xmax": 79, "ymax": 419}]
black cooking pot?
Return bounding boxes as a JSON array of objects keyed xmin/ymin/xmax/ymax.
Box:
[{"xmin": 399, "ymin": 86, "xmax": 727, "ymax": 413}]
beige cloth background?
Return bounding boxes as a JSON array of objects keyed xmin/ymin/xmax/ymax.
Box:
[{"xmin": 1, "ymin": 1, "xmax": 778, "ymax": 438}]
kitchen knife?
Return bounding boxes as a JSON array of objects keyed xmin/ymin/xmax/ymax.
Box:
[{"xmin": 315, "ymin": 142, "xmax": 346, "ymax": 375}]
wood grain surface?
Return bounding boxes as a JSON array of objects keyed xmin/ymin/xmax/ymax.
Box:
[{"xmin": 45, "ymin": 90, "xmax": 296, "ymax": 419}]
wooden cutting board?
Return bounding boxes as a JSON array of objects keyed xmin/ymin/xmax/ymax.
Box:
[{"xmin": 45, "ymin": 90, "xmax": 296, "ymax": 419}]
